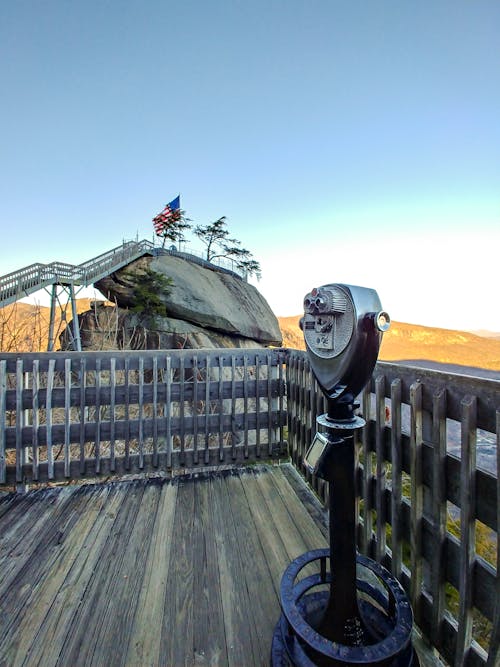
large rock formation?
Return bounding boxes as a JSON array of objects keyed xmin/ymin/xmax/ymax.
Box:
[{"xmin": 63, "ymin": 254, "xmax": 282, "ymax": 350}]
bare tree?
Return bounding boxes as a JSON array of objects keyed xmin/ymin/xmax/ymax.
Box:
[{"xmin": 193, "ymin": 217, "xmax": 261, "ymax": 279}]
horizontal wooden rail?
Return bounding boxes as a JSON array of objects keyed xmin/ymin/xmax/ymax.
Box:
[{"xmin": 286, "ymin": 350, "xmax": 500, "ymax": 667}]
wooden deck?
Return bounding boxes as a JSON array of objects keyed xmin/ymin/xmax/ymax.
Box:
[{"xmin": 0, "ymin": 464, "xmax": 330, "ymax": 667}]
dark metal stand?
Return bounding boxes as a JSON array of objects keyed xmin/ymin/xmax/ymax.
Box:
[{"xmin": 271, "ymin": 397, "xmax": 419, "ymax": 666}]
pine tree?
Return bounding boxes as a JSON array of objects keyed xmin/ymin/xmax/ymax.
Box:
[{"xmin": 193, "ymin": 217, "xmax": 261, "ymax": 279}]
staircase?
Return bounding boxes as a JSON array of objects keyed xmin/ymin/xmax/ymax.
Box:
[{"xmin": 0, "ymin": 239, "xmax": 158, "ymax": 309}]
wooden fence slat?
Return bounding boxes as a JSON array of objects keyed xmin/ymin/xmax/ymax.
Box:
[
  {"xmin": 31, "ymin": 360, "xmax": 39, "ymax": 481},
  {"xmin": 166, "ymin": 356, "xmax": 172, "ymax": 468},
  {"xmin": 410, "ymin": 381, "xmax": 424, "ymax": 625},
  {"xmin": 64, "ymin": 358, "xmax": 71, "ymax": 478},
  {"xmin": 243, "ymin": 355, "xmax": 249, "ymax": 458},
  {"xmin": 254, "ymin": 356, "xmax": 260, "ymax": 458},
  {"xmin": 124, "ymin": 356, "xmax": 130, "ymax": 469},
  {"xmin": 0, "ymin": 360, "xmax": 7, "ymax": 483},
  {"xmin": 79, "ymin": 357, "xmax": 87, "ymax": 474},
  {"xmin": 152, "ymin": 356, "xmax": 158, "ymax": 467},
  {"xmin": 485, "ymin": 409, "xmax": 500, "ymax": 667},
  {"xmin": 390, "ymin": 378, "xmax": 403, "ymax": 580},
  {"xmin": 179, "ymin": 355, "xmax": 185, "ymax": 465},
  {"xmin": 192, "ymin": 355, "xmax": 199, "ymax": 464},
  {"xmin": 455, "ymin": 395, "xmax": 477, "ymax": 667},
  {"xmin": 430, "ymin": 388, "xmax": 447, "ymax": 651},
  {"xmin": 46, "ymin": 358, "xmax": 55, "ymax": 480},
  {"xmin": 203, "ymin": 355, "xmax": 209, "ymax": 465},
  {"xmin": 218, "ymin": 355, "xmax": 224, "ymax": 461},
  {"xmin": 15, "ymin": 360, "xmax": 23, "ymax": 483},
  {"xmin": 272, "ymin": 352, "xmax": 280, "ymax": 453},
  {"xmin": 109, "ymin": 357, "xmax": 116, "ymax": 472},
  {"xmin": 375, "ymin": 375, "xmax": 386, "ymax": 563},
  {"xmin": 286, "ymin": 354, "xmax": 296, "ymax": 466},
  {"xmin": 278, "ymin": 352, "xmax": 285, "ymax": 449},
  {"xmin": 138, "ymin": 356, "xmax": 144, "ymax": 469},
  {"xmin": 362, "ymin": 386, "xmax": 373, "ymax": 556},
  {"xmin": 94, "ymin": 358, "xmax": 101, "ymax": 474}
]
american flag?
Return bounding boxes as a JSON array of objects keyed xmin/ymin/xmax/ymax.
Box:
[{"xmin": 153, "ymin": 195, "xmax": 181, "ymax": 235}]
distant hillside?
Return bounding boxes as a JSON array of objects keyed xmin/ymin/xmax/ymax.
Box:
[
  {"xmin": 2, "ymin": 299, "xmax": 500, "ymax": 373},
  {"xmin": 279, "ymin": 316, "xmax": 500, "ymax": 372},
  {"xmin": 468, "ymin": 329, "xmax": 500, "ymax": 340}
]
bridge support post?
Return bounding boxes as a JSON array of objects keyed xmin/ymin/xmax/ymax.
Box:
[
  {"xmin": 47, "ymin": 283, "xmax": 82, "ymax": 351},
  {"xmin": 47, "ymin": 284, "xmax": 58, "ymax": 352}
]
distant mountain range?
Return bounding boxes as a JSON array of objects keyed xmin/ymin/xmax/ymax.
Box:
[
  {"xmin": 1, "ymin": 300, "xmax": 500, "ymax": 376},
  {"xmin": 278, "ymin": 316, "xmax": 500, "ymax": 375}
]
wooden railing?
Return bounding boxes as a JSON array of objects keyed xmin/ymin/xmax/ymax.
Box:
[
  {"xmin": 1, "ymin": 347, "xmax": 499, "ymax": 666},
  {"xmin": 286, "ymin": 350, "xmax": 499, "ymax": 667},
  {"xmin": 0, "ymin": 348, "xmax": 287, "ymax": 485}
]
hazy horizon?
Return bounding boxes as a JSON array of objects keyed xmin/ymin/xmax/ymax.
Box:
[{"xmin": 2, "ymin": 2, "xmax": 499, "ymax": 331}]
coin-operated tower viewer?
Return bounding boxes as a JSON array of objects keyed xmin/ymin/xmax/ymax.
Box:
[{"xmin": 272, "ymin": 284, "xmax": 419, "ymax": 667}]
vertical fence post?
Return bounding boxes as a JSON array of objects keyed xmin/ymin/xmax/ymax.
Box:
[
  {"xmin": 278, "ymin": 351, "xmax": 285, "ymax": 450},
  {"xmin": 217, "ymin": 354, "xmax": 224, "ymax": 462},
  {"xmin": 255, "ymin": 355, "xmax": 261, "ymax": 458},
  {"xmin": 192, "ymin": 354, "xmax": 199, "ymax": 464},
  {"xmin": 485, "ymin": 409, "xmax": 500, "ymax": 667},
  {"xmin": 362, "ymin": 386, "xmax": 373, "ymax": 557},
  {"xmin": 0, "ymin": 360, "xmax": 6, "ymax": 484},
  {"xmin": 94, "ymin": 358, "xmax": 101, "ymax": 474},
  {"xmin": 64, "ymin": 358, "xmax": 71, "ymax": 477},
  {"xmin": 390, "ymin": 378, "xmax": 403, "ymax": 581},
  {"xmin": 46, "ymin": 358, "xmax": 55, "ymax": 480},
  {"xmin": 31, "ymin": 360, "xmax": 39, "ymax": 482},
  {"xmin": 410, "ymin": 381, "xmax": 423, "ymax": 626},
  {"xmin": 79, "ymin": 357, "xmax": 87, "ymax": 475},
  {"xmin": 152, "ymin": 356, "xmax": 158, "ymax": 467},
  {"xmin": 431, "ymin": 388, "xmax": 447, "ymax": 652},
  {"xmin": 166, "ymin": 355, "xmax": 173, "ymax": 468},
  {"xmin": 455, "ymin": 395, "xmax": 477, "ymax": 667},
  {"xmin": 375, "ymin": 375, "xmax": 386, "ymax": 564},
  {"xmin": 109, "ymin": 357, "xmax": 116, "ymax": 472},
  {"xmin": 203, "ymin": 354, "xmax": 210, "ymax": 465},
  {"xmin": 15, "ymin": 359, "xmax": 24, "ymax": 486},
  {"xmin": 138, "ymin": 356, "xmax": 144, "ymax": 469}
]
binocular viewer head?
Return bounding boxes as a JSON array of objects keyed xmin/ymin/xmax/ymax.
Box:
[{"xmin": 300, "ymin": 284, "xmax": 390, "ymax": 401}]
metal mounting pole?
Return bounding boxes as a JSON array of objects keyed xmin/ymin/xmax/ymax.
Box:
[{"xmin": 317, "ymin": 429, "xmax": 362, "ymax": 645}]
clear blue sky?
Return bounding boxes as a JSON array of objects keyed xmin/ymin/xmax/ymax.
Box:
[{"xmin": 1, "ymin": 1, "xmax": 499, "ymax": 331}]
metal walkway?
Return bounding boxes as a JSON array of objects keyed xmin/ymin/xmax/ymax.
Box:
[
  {"xmin": 0, "ymin": 239, "xmax": 158, "ymax": 309},
  {"xmin": 0, "ymin": 240, "xmax": 247, "ymax": 351},
  {"xmin": 0, "ymin": 240, "xmax": 160, "ymax": 351}
]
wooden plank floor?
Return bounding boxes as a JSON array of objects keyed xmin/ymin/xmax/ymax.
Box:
[{"xmin": 0, "ymin": 464, "xmax": 329, "ymax": 667}]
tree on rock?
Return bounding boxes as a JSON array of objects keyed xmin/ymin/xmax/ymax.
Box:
[
  {"xmin": 193, "ymin": 216, "xmax": 261, "ymax": 279},
  {"xmin": 128, "ymin": 267, "xmax": 174, "ymax": 329},
  {"xmin": 161, "ymin": 211, "xmax": 192, "ymax": 248}
]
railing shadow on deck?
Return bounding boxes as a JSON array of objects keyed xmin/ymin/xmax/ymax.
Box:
[{"xmin": 1, "ymin": 347, "xmax": 499, "ymax": 667}]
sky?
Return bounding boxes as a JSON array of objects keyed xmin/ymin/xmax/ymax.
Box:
[{"xmin": 1, "ymin": 1, "xmax": 499, "ymax": 332}]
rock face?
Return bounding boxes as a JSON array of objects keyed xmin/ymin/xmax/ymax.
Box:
[{"xmin": 71, "ymin": 254, "xmax": 283, "ymax": 350}]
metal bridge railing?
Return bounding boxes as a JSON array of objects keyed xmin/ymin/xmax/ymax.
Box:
[{"xmin": 0, "ymin": 240, "xmax": 247, "ymax": 309}]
